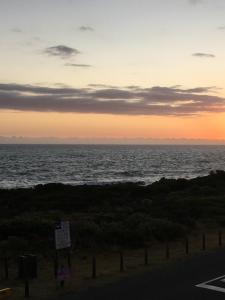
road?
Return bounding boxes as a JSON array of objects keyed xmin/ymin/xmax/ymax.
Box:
[{"xmin": 66, "ymin": 249, "xmax": 225, "ymax": 300}]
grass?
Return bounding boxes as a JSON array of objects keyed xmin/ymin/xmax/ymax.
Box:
[{"xmin": 0, "ymin": 229, "xmax": 224, "ymax": 300}]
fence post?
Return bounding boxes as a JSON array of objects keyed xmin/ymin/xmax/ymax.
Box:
[
  {"xmin": 144, "ymin": 247, "xmax": 148, "ymax": 266},
  {"xmin": 120, "ymin": 251, "xmax": 124, "ymax": 272},
  {"xmin": 185, "ymin": 237, "xmax": 189, "ymax": 255},
  {"xmin": 92, "ymin": 256, "xmax": 96, "ymax": 279},
  {"xmin": 218, "ymin": 231, "xmax": 222, "ymax": 247},
  {"xmin": 24, "ymin": 280, "xmax": 30, "ymax": 298},
  {"xmin": 166, "ymin": 241, "xmax": 170, "ymax": 259},
  {"xmin": 67, "ymin": 250, "xmax": 72, "ymax": 270},
  {"xmin": 4, "ymin": 257, "xmax": 9, "ymax": 280},
  {"xmin": 202, "ymin": 233, "xmax": 206, "ymax": 251}
]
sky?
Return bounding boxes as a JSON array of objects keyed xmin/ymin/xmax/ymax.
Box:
[{"xmin": 1, "ymin": 0, "xmax": 225, "ymax": 143}]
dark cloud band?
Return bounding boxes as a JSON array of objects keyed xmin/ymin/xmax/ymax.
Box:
[{"xmin": 0, "ymin": 83, "xmax": 224, "ymax": 116}]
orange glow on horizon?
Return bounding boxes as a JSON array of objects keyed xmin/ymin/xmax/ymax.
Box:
[{"xmin": 1, "ymin": 110, "xmax": 225, "ymax": 141}]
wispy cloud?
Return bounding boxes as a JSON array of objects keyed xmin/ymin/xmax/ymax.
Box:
[
  {"xmin": 189, "ymin": 0, "xmax": 203, "ymax": 4},
  {"xmin": 79, "ymin": 26, "xmax": 94, "ymax": 32},
  {"xmin": 44, "ymin": 45, "xmax": 81, "ymax": 59},
  {"xmin": 11, "ymin": 27, "xmax": 22, "ymax": 33},
  {"xmin": 192, "ymin": 52, "xmax": 215, "ymax": 58},
  {"xmin": 0, "ymin": 83, "xmax": 224, "ymax": 116},
  {"xmin": 88, "ymin": 84, "xmax": 117, "ymax": 88},
  {"xmin": 218, "ymin": 26, "xmax": 225, "ymax": 30},
  {"xmin": 65, "ymin": 63, "xmax": 92, "ymax": 68}
]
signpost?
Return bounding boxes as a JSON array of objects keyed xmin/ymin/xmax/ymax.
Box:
[
  {"xmin": 54, "ymin": 221, "xmax": 71, "ymax": 286},
  {"xmin": 55, "ymin": 221, "xmax": 71, "ymax": 250}
]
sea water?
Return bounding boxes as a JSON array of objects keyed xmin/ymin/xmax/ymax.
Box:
[{"xmin": 0, "ymin": 144, "xmax": 225, "ymax": 188}]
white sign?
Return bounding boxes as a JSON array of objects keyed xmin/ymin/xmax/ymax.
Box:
[{"xmin": 55, "ymin": 221, "xmax": 71, "ymax": 250}]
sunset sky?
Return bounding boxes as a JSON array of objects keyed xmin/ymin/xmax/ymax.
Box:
[{"xmin": 1, "ymin": 0, "xmax": 225, "ymax": 143}]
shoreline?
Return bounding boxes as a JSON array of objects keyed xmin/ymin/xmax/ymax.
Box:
[{"xmin": 0, "ymin": 171, "xmax": 224, "ymax": 190}]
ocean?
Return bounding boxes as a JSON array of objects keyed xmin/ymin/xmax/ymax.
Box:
[{"xmin": 0, "ymin": 144, "xmax": 225, "ymax": 189}]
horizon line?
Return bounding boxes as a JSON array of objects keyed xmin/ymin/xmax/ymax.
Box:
[{"xmin": 1, "ymin": 136, "xmax": 225, "ymax": 145}]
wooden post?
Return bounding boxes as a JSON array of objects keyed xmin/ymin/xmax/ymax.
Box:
[
  {"xmin": 218, "ymin": 231, "xmax": 222, "ymax": 247},
  {"xmin": 92, "ymin": 256, "xmax": 96, "ymax": 279},
  {"xmin": 24, "ymin": 280, "xmax": 30, "ymax": 298},
  {"xmin": 202, "ymin": 233, "xmax": 206, "ymax": 251},
  {"xmin": 120, "ymin": 251, "xmax": 124, "ymax": 272},
  {"xmin": 54, "ymin": 252, "xmax": 58, "ymax": 278},
  {"xmin": 4, "ymin": 257, "xmax": 9, "ymax": 280},
  {"xmin": 166, "ymin": 241, "xmax": 170, "ymax": 259},
  {"xmin": 144, "ymin": 247, "xmax": 148, "ymax": 266},
  {"xmin": 185, "ymin": 237, "xmax": 189, "ymax": 255}
]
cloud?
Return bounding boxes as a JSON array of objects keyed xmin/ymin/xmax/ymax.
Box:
[
  {"xmin": 192, "ymin": 52, "xmax": 215, "ymax": 58},
  {"xmin": 20, "ymin": 37, "xmax": 43, "ymax": 47},
  {"xmin": 218, "ymin": 26, "xmax": 225, "ymax": 30},
  {"xmin": 79, "ymin": 26, "xmax": 94, "ymax": 32},
  {"xmin": 88, "ymin": 84, "xmax": 117, "ymax": 88},
  {"xmin": 0, "ymin": 83, "xmax": 224, "ymax": 116},
  {"xmin": 189, "ymin": 0, "xmax": 203, "ymax": 4},
  {"xmin": 11, "ymin": 27, "xmax": 22, "ymax": 33},
  {"xmin": 65, "ymin": 63, "xmax": 92, "ymax": 68},
  {"xmin": 44, "ymin": 45, "xmax": 81, "ymax": 59}
]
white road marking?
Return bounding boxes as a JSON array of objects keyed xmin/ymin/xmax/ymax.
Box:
[{"xmin": 196, "ymin": 275, "xmax": 225, "ymax": 293}]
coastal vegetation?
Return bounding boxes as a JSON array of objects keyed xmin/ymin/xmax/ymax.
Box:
[{"xmin": 1, "ymin": 170, "xmax": 225, "ymax": 253}]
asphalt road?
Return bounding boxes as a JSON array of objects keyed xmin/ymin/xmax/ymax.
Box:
[{"xmin": 66, "ymin": 249, "xmax": 225, "ymax": 300}]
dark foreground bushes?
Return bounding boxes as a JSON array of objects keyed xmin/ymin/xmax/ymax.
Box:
[{"xmin": 1, "ymin": 170, "xmax": 225, "ymax": 251}]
